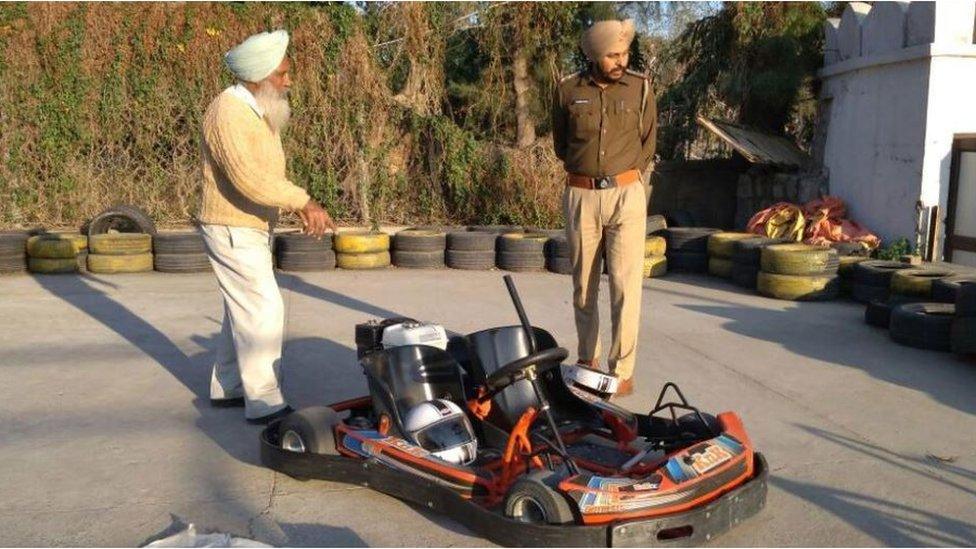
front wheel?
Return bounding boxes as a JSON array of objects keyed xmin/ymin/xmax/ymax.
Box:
[
  {"xmin": 278, "ymin": 406, "xmax": 340, "ymax": 455},
  {"xmin": 503, "ymin": 470, "xmax": 576, "ymax": 525}
]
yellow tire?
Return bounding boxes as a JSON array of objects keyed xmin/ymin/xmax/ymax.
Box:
[
  {"xmin": 760, "ymin": 243, "xmax": 839, "ymax": 275},
  {"xmin": 89, "ymin": 233, "xmax": 152, "ymax": 255},
  {"xmin": 333, "ymin": 231, "xmax": 390, "ymax": 254},
  {"xmin": 337, "ymin": 251, "xmax": 391, "ymax": 270},
  {"xmin": 757, "ymin": 271, "xmax": 840, "ymax": 301},
  {"xmin": 890, "ymin": 267, "xmax": 955, "ymax": 297},
  {"xmin": 707, "ymin": 232, "xmax": 757, "ymax": 259},
  {"xmin": 27, "ymin": 234, "xmax": 87, "ymax": 259},
  {"xmin": 87, "ymin": 252, "xmax": 153, "ymax": 274},
  {"xmin": 708, "ymin": 257, "xmax": 733, "ymax": 278},
  {"xmin": 643, "ymin": 255, "xmax": 667, "ymax": 278},
  {"xmin": 645, "ymin": 236, "xmax": 666, "ymax": 257},
  {"xmin": 28, "ymin": 257, "xmax": 78, "ymax": 274}
]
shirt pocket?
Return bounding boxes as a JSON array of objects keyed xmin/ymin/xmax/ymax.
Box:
[
  {"xmin": 568, "ymin": 102, "xmax": 597, "ymax": 137},
  {"xmin": 612, "ymin": 100, "xmax": 640, "ymax": 133}
]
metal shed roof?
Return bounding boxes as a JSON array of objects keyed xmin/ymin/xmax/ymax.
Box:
[{"xmin": 697, "ymin": 116, "xmax": 810, "ymax": 168}]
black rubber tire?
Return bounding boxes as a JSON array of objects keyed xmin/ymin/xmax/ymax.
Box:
[
  {"xmin": 852, "ymin": 282, "xmax": 889, "ymax": 304},
  {"xmin": 951, "ymin": 317, "xmax": 976, "ymax": 354},
  {"xmin": 731, "ymin": 263, "xmax": 760, "ymax": 289},
  {"xmin": 830, "ymin": 242, "xmax": 871, "ymax": 257},
  {"xmin": 760, "ymin": 244, "xmax": 840, "ymax": 275},
  {"xmin": 393, "ymin": 250, "xmax": 445, "ymax": 269},
  {"xmin": 274, "ymin": 233, "xmax": 334, "ymax": 254},
  {"xmin": 852, "ymin": 260, "xmax": 912, "ymax": 287},
  {"xmin": 503, "ymin": 470, "xmax": 575, "ymax": 525},
  {"xmin": 153, "ymin": 253, "xmax": 211, "ymax": 273},
  {"xmin": 466, "ymin": 224, "xmax": 522, "ymax": 234},
  {"xmin": 546, "ymin": 256, "xmax": 573, "ymax": 275},
  {"xmin": 956, "ymin": 282, "xmax": 976, "ymax": 317},
  {"xmin": 498, "ymin": 233, "xmax": 548, "ymax": 254},
  {"xmin": 497, "ymin": 251, "xmax": 545, "ymax": 272},
  {"xmin": 666, "ymin": 250, "xmax": 709, "ymax": 273},
  {"xmin": 662, "ymin": 227, "xmax": 720, "ymax": 253},
  {"xmin": 864, "ymin": 296, "xmax": 924, "ymax": 329},
  {"xmin": 277, "ymin": 250, "xmax": 337, "ymax": 272},
  {"xmin": 646, "ymin": 214, "xmax": 667, "ymax": 234},
  {"xmin": 77, "ymin": 250, "xmax": 88, "ymax": 273},
  {"xmin": 393, "ymin": 229, "xmax": 446, "ymax": 252},
  {"xmin": 153, "ymin": 232, "xmax": 207, "ymax": 255},
  {"xmin": 889, "ymin": 302, "xmax": 955, "ymax": 352},
  {"xmin": 0, "ymin": 253, "xmax": 27, "ymax": 273},
  {"xmin": 278, "ymin": 406, "xmax": 340, "ymax": 455},
  {"xmin": 0, "ymin": 233, "xmax": 29, "ymax": 255},
  {"xmin": 446, "ymin": 249, "xmax": 495, "ymax": 270},
  {"xmin": 889, "ymin": 267, "xmax": 956, "ymax": 298},
  {"xmin": 932, "ymin": 276, "xmax": 976, "ymax": 304},
  {"xmin": 731, "ymin": 237, "xmax": 787, "ymax": 267},
  {"xmin": 544, "ymin": 236, "xmax": 570, "ymax": 258},
  {"xmin": 447, "ymin": 231, "xmax": 497, "ymax": 252},
  {"xmin": 757, "ymin": 272, "xmax": 840, "ymax": 301},
  {"xmin": 85, "ymin": 204, "xmax": 157, "ymax": 236}
]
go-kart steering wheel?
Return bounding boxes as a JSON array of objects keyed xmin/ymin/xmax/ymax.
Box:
[{"xmin": 485, "ymin": 347, "xmax": 568, "ymax": 393}]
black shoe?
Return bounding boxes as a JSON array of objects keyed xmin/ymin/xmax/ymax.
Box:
[
  {"xmin": 210, "ymin": 396, "xmax": 245, "ymax": 408},
  {"xmin": 246, "ymin": 405, "xmax": 294, "ymax": 425}
]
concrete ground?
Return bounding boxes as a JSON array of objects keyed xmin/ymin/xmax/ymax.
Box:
[{"xmin": 1, "ymin": 268, "xmax": 975, "ymax": 547}]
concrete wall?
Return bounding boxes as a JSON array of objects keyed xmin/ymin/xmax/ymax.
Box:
[
  {"xmin": 649, "ymin": 159, "xmax": 747, "ymax": 230},
  {"xmin": 819, "ymin": 1, "xmax": 976, "ymax": 254}
]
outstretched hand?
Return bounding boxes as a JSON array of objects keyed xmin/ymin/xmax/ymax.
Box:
[{"xmin": 299, "ymin": 199, "xmax": 336, "ymax": 237}]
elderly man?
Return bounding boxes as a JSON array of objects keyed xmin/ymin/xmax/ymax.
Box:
[
  {"xmin": 552, "ymin": 19, "xmax": 657, "ymax": 397},
  {"xmin": 198, "ymin": 30, "xmax": 335, "ymax": 423}
]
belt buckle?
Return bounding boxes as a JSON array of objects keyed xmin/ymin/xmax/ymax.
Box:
[{"xmin": 595, "ymin": 177, "xmax": 611, "ymax": 190}]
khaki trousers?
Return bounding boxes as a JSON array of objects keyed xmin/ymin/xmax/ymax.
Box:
[
  {"xmin": 200, "ymin": 224, "xmax": 287, "ymax": 419},
  {"xmin": 563, "ymin": 182, "xmax": 647, "ymax": 380}
]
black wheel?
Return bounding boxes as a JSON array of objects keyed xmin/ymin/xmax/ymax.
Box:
[
  {"xmin": 503, "ymin": 470, "xmax": 575, "ymax": 525},
  {"xmin": 154, "ymin": 253, "xmax": 212, "ymax": 273},
  {"xmin": 889, "ymin": 302, "xmax": 955, "ymax": 352},
  {"xmin": 274, "ymin": 232, "xmax": 334, "ymax": 253},
  {"xmin": 85, "ymin": 204, "xmax": 157, "ymax": 236},
  {"xmin": 153, "ymin": 232, "xmax": 207, "ymax": 255},
  {"xmin": 447, "ymin": 231, "xmax": 497, "ymax": 252},
  {"xmin": 278, "ymin": 406, "xmax": 341, "ymax": 455},
  {"xmin": 646, "ymin": 214, "xmax": 667, "ymax": 234},
  {"xmin": 662, "ymin": 227, "xmax": 720, "ymax": 253}
]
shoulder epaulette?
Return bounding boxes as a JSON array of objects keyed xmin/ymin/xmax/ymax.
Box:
[
  {"xmin": 625, "ymin": 69, "xmax": 649, "ymax": 80},
  {"xmin": 559, "ymin": 71, "xmax": 581, "ymax": 84}
]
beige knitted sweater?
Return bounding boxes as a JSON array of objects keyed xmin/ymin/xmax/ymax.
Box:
[{"xmin": 198, "ymin": 89, "xmax": 310, "ymax": 231}]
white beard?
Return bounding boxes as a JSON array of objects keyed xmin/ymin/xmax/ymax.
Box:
[{"xmin": 253, "ymin": 80, "xmax": 291, "ymax": 133}]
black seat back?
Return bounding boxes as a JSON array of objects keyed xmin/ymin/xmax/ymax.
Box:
[{"xmin": 360, "ymin": 345, "xmax": 466, "ymax": 436}]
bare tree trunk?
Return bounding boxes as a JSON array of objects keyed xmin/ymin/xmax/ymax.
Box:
[{"xmin": 514, "ymin": 49, "xmax": 535, "ymax": 149}]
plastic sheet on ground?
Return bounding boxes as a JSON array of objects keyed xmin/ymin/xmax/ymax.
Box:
[
  {"xmin": 746, "ymin": 196, "xmax": 880, "ymax": 250},
  {"xmin": 145, "ymin": 524, "xmax": 270, "ymax": 548},
  {"xmin": 746, "ymin": 202, "xmax": 805, "ymax": 242}
]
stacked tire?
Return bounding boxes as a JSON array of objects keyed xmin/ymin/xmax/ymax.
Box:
[
  {"xmin": 334, "ymin": 231, "xmax": 390, "ymax": 270},
  {"xmin": 497, "ymin": 233, "xmax": 547, "ymax": 272},
  {"xmin": 275, "ymin": 233, "xmax": 336, "ymax": 272},
  {"xmin": 87, "ymin": 233, "xmax": 153, "ymax": 274},
  {"xmin": 446, "ymin": 230, "xmax": 496, "ymax": 270},
  {"xmin": 392, "ymin": 229, "xmax": 446, "ymax": 269},
  {"xmin": 932, "ymin": 274, "xmax": 976, "ymax": 303},
  {"xmin": 757, "ymin": 244, "xmax": 840, "ymax": 301},
  {"xmin": 707, "ymin": 232, "xmax": 756, "ymax": 279},
  {"xmin": 663, "ymin": 228, "xmax": 719, "ymax": 273},
  {"xmin": 643, "ymin": 234, "xmax": 667, "ymax": 278},
  {"xmin": 730, "ymin": 237, "xmax": 783, "ymax": 290},
  {"xmin": 0, "ymin": 231, "xmax": 30, "ymax": 274},
  {"xmin": 542, "ymin": 231, "xmax": 572, "ymax": 275},
  {"xmin": 889, "ymin": 302, "xmax": 955, "ymax": 352},
  {"xmin": 154, "ymin": 231, "xmax": 211, "ymax": 273},
  {"xmin": 951, "ymin": 282, "xmax": 976, "ymax": 354},
  {"xmin": 850, "ymin": 261, "xmax": 912, "ymax": 304},
  {"xmin": 889, "ymin": 266, "xmax": 955, "ymax": 300},
  {"xmin": 27, "ymin": 233, "xmax": 87, "ymax": 274}
]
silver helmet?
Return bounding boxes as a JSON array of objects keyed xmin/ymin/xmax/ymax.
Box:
[{"xmin": 403, "ymin": 399, "xmax": 477, "ymax": 465}]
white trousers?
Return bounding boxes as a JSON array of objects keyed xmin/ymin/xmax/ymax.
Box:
[{"xmin": 199, "ymin": 224, "xmax": 287, "ymax": 419}]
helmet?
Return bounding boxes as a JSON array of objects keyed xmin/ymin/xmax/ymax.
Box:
[
  {"xmin": 403, "ymin": 399, "xmax": 477, "ymax": 465},
  {"xmin": 562, "ymin": 363, "xmax": 619, "ymax": 400}
]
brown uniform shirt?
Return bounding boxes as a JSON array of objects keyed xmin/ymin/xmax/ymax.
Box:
[{"xmin": 552, "ymin": 69, "xmax": 657, "ymax": 178}]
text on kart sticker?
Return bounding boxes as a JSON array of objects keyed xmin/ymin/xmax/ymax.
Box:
[{"xmin": 687, "ymin": 444, "xmax": 733, "ymax": 475}]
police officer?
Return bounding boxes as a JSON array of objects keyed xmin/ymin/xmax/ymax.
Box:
[{"xmin": 552, "ymin": 19, "xmax": 656, "ymax": 397}]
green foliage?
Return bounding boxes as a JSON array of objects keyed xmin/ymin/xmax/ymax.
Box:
[{"xmin": 874, "ymin": 238, "xmax": 916, "ymax": 261}]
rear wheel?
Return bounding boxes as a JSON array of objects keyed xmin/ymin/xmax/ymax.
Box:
[
  {"xmin": 278, "ymin": 406, "xmax": 341, "ymax": 455},
  {"xmin": 503, "ymin": 470, "xmax": 576, "ymax": 525}
]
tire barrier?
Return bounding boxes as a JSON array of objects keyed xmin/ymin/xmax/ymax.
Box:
[
  {"xmin": 85, "ymin": 204, "xmax": 157, "ymax": 236},
  {"xmin": 28, "ymin": 257, "xmax": 79, "ymax": 274},
  {"xmin": 890, "ymin": 302, "xmax": 955, "ymax": 352},
  {"xmin": 275, "ymin": 233, "xmax": 336, "ymax": 272},
  {"xmin": 730, "ymin": 237, "xmax": 783, "ymax": 289},
  {"xmin": 953, "ymin": 282, "xmax": 976, "ymax": 355},
  {"xmin": 153, "ymin": 231, "xmax": 212, "ymax": 273},
  {"xmin": 333, "ymin": 231, "xmax": 389, "ymax": 254},
  {"xmin": 336, "ymin": 250, "xmax": 391, "ymax": 270},
  {"xmin": 757, "ymin": 271, "xmax": 840, "ymax": 301},
  {"xmin": 889, "ymin": 267, "xmax": 955, "ymax": 299},
  {"xmin": 850, "ymin": 260, "xmax": 912, "ymax": 303},
  {"xmin": 447, "ymin": 230, "xmax": 496, "ymax": 271},
  {"xmin": 644, "ymin": 255, "xmax": 667, "ymax": 278},
  {"xmin": 932, "ymin": 275, "xmax": 976, "ymax": 304},
  {"xmin": 760, "ymin": 244, "xmax": 839, "ymax": 276},
  {"xmin": 708, "ymin": 257, "xmax": 733, "ymax": 278},
  {"xmin": 87, "ymin": 252, "xmax": 153, "ymax": 274},
  {"xmin": 707, "ymin": 232, "xmax": 757, "ymax": 260},
  {"xmin": 89, "ymin": 233, "xmax": 152, "ymax": 255}
]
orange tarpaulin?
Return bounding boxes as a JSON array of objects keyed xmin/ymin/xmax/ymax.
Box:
[{"xmin": 747, "ymin": 196, "xmax": 880, "ymax": 250}]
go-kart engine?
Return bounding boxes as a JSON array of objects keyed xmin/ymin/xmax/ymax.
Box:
[{"xmin": 355, "ymin": 318, "xmax": 448, "ymax": 358}]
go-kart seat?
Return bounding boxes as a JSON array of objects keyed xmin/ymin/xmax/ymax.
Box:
[
  {"xmin": 359, "ymin": 345, "xmax": 467, "ymax": 437},
  {"xmin": 462, "ymin": 326, "xmax": 594, "ymax": 431}
]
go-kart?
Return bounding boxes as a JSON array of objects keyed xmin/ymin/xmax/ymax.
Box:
[{"xmin": 260, "ymin": 276, "xmax": 767, "ymax": 547}]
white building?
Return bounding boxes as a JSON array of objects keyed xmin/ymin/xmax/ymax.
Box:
[{"xmin": 819, "ymin": 1, "xmax": 976, "ymax": 266}]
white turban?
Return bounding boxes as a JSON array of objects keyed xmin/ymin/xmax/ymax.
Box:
[
  {"xmin": 581, "ymin": 19, "xmax": 636, "ymax": 62},
  {"xmin": 224, "ymin": 30, "xmax": 290, "ymax": 83}
]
